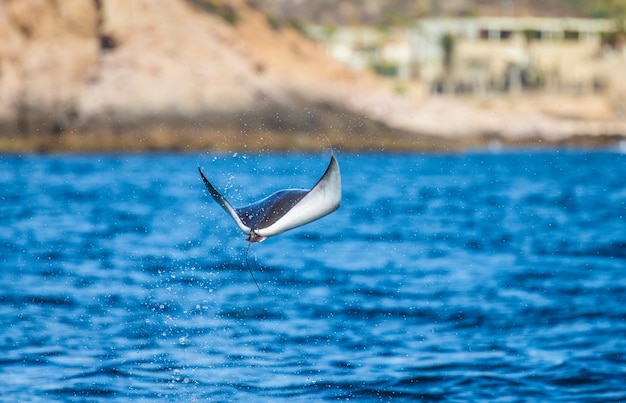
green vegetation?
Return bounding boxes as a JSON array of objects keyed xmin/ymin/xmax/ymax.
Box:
[
  {"xmin": 287, "ymin": 19, "xmax": 307, "ymax": 35},
  {"xmin": 264, "ymin": 14, "xmax": 307, "ymax": 36},
  {"xmin": 581, "ymin": 0, "xmax": 626, "ymax": 49},
  {"xmin": 523, "ymin": 28, "xmax": 542, "ymax": 42},
  {"xmin": 372, "ymin": 62, "xmax": 399, "ymax": 77},
  {"xmin": 187, "ymin": 0, "xmax": 239, "ymax": 25},
  {"xmin": 563, "ymin": 0, "xmax": 626, "ymax": 18},
  {"xmin": 563, "ymin": 29, "xmax": 580, "ymax": 40},
  {"xmin": 439, "ymin": 32, "xmax": 456, "ymax": 73}
]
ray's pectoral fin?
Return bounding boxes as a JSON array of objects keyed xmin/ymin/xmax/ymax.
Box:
[
  {"xmin": 198, "ymin": 155, "xmax": 341, "ymax": 291},
  {"xmin": 253, "ymin": 155, "xmax": 341, "ymax": 238},
  {"xmin": 198, "ymin": 167, "xmax": 251, "ymax": 236},
  {"xmin": 198, "ymin": 155, "xmax": 341, "ymax": 242}
]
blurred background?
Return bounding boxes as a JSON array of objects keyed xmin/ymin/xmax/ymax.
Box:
[
  {"xmin": 1, "ymin": 0, "xmax": 626, "ymax": 152},
  {"xmin": 3, "ymin": 2, "xmax": 626, "ymax": 400}
]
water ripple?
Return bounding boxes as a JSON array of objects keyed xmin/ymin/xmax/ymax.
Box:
[{"xmin": 1, "ymin": 152, "xmax": 625, "ymax": 401}]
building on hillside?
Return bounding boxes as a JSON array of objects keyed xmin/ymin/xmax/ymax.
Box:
[
  {"xmin": 305, "ymin": 25, "xmax": 412, "ymax": 79},
  {"xmin": 306, "ymin": 17, "xmax": 624, "ymax": 95}
]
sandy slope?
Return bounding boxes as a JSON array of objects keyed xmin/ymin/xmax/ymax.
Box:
[{"xmin": 0, "ymin": 0, "xmax": 624, "ymax": 152}]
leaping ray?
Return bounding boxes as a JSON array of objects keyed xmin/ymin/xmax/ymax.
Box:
[
  {"xmin": 199, "ymin": 155, "xmax": 341, "ymax": 243},
  {"xmin": 198, "ymin": 155, "xmax": 341, "ymax": 289}
]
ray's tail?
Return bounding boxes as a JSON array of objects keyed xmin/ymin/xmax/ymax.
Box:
[{"xmin": 245, "ymin": 242, "xmax": 261, "ymax": 292}]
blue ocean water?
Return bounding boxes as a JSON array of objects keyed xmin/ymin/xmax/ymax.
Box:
[{"xmin": 1, "ymin": 151, "xmax": 625, "ymax": 402}]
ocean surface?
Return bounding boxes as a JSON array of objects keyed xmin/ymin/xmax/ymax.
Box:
[{"xmin": 1, "ymin": 151, "xmax": 625, "ymax": 402}]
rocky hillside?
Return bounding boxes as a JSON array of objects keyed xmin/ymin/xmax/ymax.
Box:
[
  {"xmin": 0, "ymin": 0, "xmax": 625, "ymax": 152},
  {"xmin": 252, "ymin": 0, "xmax": 593, "ymax": 25},
  {"xmin": 0, "ymin": 0, "xmax": 424, "ymax": 151}
]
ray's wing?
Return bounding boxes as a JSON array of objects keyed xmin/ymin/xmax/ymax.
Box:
[
  {"xmin": 198, "ymin": 167, "xmax": 251, "ymax": 235},
  {"xmin": 235, "ymin": 189, "xmax": 308, "ymax": 230},
  {"xmin": 255, "ymin": 155, "xmax": 341, "ymax": 238}
]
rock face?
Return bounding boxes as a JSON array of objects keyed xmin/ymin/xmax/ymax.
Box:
[
  {"xmin": 0, "ymin": 0, "xmax": 98, "ymax": 134},
  {"xmin": 2, "ymin": 0, "xmax": 419, "ymax": 151},
  {"xmin": 0, "ymin": 0, "xmax": 625, "ymax": 152}
]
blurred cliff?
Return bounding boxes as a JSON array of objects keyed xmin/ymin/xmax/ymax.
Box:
[
  {"xmin": 1, "ymin": 0, "xmax": 625, "ymax": 152},
  {"xmin": 0, "ymin": 0, "xmax": 427, "ymax": 151}
]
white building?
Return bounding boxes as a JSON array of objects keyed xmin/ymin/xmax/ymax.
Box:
[{"xmin": 307, "ymin": 17, "xmax": 621, "ymax": 94}]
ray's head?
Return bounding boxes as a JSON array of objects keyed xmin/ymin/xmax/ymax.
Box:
[{"xmin": 247, "ymin": 230, "xmax": 266, "ymax": 243}]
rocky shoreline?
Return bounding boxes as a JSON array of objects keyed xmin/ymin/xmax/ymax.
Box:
[
  {"xmin": 1, "ymin": 0, "xmax": 624, "ymax": 153},
  {"xmin": 2, "ymin": 121, "xmax": 624, "ymax": 154}
]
